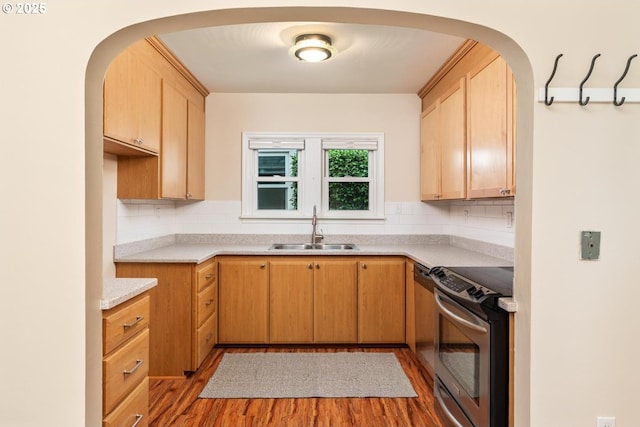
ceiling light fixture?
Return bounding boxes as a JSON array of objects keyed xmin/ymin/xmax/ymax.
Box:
[{"xmin": 290, "ymin": 34, "xmax": 336, "ymax": 62}]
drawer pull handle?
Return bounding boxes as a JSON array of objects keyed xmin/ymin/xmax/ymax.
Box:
[
  {"xmin": 205, "ymin": 273, "xmax": 214, "ymax": 279},
  {"xmin": 205, "ymin": 299, "xmax": 214, "ymax": 306},
  {"xmin": 131, "ymin": 414, "xmax": 144, "ymax": 427},
  {"xmin": 123, "ymin": 316, "xmax": 144, "ymax": 329},
  {"xmin": 123, "ymin": 359, "xmax": 144, "ymax": 376}
]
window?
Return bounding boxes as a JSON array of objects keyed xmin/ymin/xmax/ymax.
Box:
[{"xmin": 242, "ymin": 132, "xmax": 384, "ymax": 219}]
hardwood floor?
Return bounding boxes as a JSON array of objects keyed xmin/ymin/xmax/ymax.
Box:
[{"xmin": 149, "ymin": 346, "xmax": 447, "ymax": 427}]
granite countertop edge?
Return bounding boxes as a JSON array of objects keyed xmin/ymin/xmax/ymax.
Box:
[
  {"xmin": 101, "ymin": 277, "xmax": 158, "ymax": 310},
  {"xmin": 113, "ymin": 242, "xmax": 513, "ymax": 269}
]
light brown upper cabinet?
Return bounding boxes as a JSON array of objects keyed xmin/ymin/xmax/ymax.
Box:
[
  {"xmin": 107, "ymin": 37, "xmax": 209, "ymax": 200},
  {"xmin": 160, "ymin": 81, "xmax": 188, "ymax": 199},
  {"xmin": 467, "ymin": 54, "xmax": 516, "ymax": 198},
  {"xmin": 420, "ymin": 78, "xmax": 466, "ymax": 201},
  {"xmin": 187, "ymin": 100, "xmax": 206, "ymax": 200},
  {"xmin": 103, "ymin": 46, "xmax": 162, "ymax": 156},
  {"xmin": 419, "ymin": 41, "xmax": 515, "ymax": 201}
]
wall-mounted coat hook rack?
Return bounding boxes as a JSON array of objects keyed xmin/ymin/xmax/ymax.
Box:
[
  {"xmin": 538, "ymin": 53, "xmax": 640, "ymax": 105},
  {"xmin": 579, "ymin": 54, "xmax": 601, "ymax": 106},
  {"xmin": 613, "ymin": 54, "xmax": 637, "ymax": 106},
  {"xmin": 544, "ymin": 54, "xmax": 563, "ymax": 105}
]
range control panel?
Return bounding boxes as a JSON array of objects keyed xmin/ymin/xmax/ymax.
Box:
[{"xmin": 429, "ymin": 266, "xmax": 500, "ymax": 304}]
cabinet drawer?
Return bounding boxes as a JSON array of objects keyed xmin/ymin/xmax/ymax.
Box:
[
  {"xmin": 104, "ymin": 295, "xmax": 150, "ymax": 354},
  {"xmin": 195, "ymin": 311, "xmax": 216, "ymax": 368},
  {"xmin": 104, "ymin": 329, "xmax": 149, "ymax": 414},
  {"xmin": 196, "ymin": 283, "xmax": 217, "ymax": 327},
  {"xmin": 196, "ymin": 260, "xmax": 217, "ymax": 292},
  {"xmin": 103, "ymin": 376, "xmax": 149, "ymax": 427}
]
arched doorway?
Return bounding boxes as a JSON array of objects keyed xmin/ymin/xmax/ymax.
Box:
[{"xmin": 86, "ymin": 6, "xmax": 533, "ymax": 426}]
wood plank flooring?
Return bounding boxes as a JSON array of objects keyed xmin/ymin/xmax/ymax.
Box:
[{"xmin": 149, "ymin": 346, "xmax": 448, "ymax": 427}]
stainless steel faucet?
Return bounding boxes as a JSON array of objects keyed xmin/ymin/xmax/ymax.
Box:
[{"xmin": 311, "ymin": 205, "xmax": 324, "ymax": 244}]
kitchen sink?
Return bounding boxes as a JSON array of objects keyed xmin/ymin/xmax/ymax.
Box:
[{"xmin": 269, "ymin": 243, "xmax": 358, "ymax": 250}]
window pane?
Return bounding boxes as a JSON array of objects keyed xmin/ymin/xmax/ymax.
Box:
[
  {"xmin": 257, "ymin": 182, "xmax": 298, "ymax": 210},
  {"xmin": 327, "ymin": 149, "xmax": 368, "ymax": 177},
  {"xmin": 258, "ymin": 150, "xmax": 298, "ymax": 177},
  {"xmin": 328, "ymin": 182, "xmax": 369, "ymax": 210}
]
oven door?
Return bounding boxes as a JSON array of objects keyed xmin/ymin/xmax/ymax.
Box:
[{"xmin": 435, "ymin": 289, "xmax": 491, "ymax": 427}]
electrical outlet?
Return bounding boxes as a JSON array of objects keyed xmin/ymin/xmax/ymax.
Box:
[{"xmin": 597, "ymin": 416, "xmax": 615, "ymax": 427}]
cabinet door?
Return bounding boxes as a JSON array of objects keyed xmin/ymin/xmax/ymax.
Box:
[
  {"xmin": 161, "ymin": 81, "xmax": 188, "ymax": 199},
  {"xmin": 269, "ymin": 259, "xmax": 314, "ymax": 343},
  {"xmin": 467, "ymin": 55, "xmax": 512, "ymax": 198},
  {"xmin": 358, "ymin": 257, "xmax": 406, "ymax": 343},
  {"xmin": 133, "ymin": 53, "xmax": 162, "ymax": 153},
  {"xmin": 439, "ymin": 78, "xmax": 466, "ymax": 200},
  {"xmin": 187, "ymin": 100, "xmax": 205, "ymax": 200},
  {"xmin": 420, "ymin": 102, "xmax": 440, "ymax": 201},
  {"xmin": 103, "ymin": 47, "xmax": 161, "ymax": 154},
  {"xmin": 104, "ymin": 50, "xmax": 136, "ymax": 146},
  {"xmin": 314, "ymin": 258, "xmax": 358, "ymax": 343},
  {"xmin": 218, "ymin": 259, "xmax": 269, "ymax": 344},
  {"xmin": 116, "ymin": 263, "xmax": 192, "ymax": 377},
  {"xmin": 420, "ymin": 78, "xmax": 466, "ymax": 201}
]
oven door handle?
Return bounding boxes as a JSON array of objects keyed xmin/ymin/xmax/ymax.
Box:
[
  {"xmin": 435, "ymin": 293, "xmax": 488, "ymax": 334},
  {"xmin": 434, "ymin": 382, "xmax": 466, "ymax": 427}
]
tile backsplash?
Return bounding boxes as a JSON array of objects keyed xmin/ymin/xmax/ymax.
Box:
[{"xmin": 117, "ymin": 199, "xmax": 515, "ymax": 248}]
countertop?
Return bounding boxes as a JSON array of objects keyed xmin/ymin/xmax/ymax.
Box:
[
  {"xmin": 101, "ymin": 277, "xmax": 158, "ymax": 310},
  {"xmin": 114, "ymin": 242, "xmax": 512, "ymax": 269},
  {"xmin": 110, "ymin": 234, "xmax": 517, "ymax": 312}
]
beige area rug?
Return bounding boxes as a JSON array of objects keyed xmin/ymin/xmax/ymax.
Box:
[{"xmin": 198, "ymin": 352, "xmax": 418, "ymax": 399}]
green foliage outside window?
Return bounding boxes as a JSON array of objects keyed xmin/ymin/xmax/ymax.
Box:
[{"xmin": 289, "ymin": 149, "xmax": 369, "ymax": 210}]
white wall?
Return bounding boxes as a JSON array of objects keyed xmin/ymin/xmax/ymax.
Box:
[
  {"xmin": 206, "ymin": 93, "xmax": 421, "ymax": 201},
  {"xmin": 108, "ymin": 92, "xmax": 515, "ymax": 247},
  {"xmin": 2, "ymin": 2, "xmax": 640, "ymax": 427}
]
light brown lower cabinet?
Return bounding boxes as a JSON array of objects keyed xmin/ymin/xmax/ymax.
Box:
[
  {"xmin": 266, "ymin": 257, "xmax": 358, "ymax": 344},
  {"xmin": 217, "ymin": 257, "xmax": 269, "ymax": 344},
  {"xmin": 217, "ymin": 256, "xmax": 402, "ymax": 345},
  {"xmin": 358, "ymin": 257, "xmax": 406, "ymax": 343},
  {"xmin": 269, "ymin": 258, "xmax": 315, "ymax": 343},
  {"xmin": 102, "ymin": 292, "xmax": 150, "ymax": 427},
  {"xmin": 115, "ymin": 257, "xmax": 217, "ymax": 377},
  {"xmin": 313, "ymin": 258, "xmax": 358, "ymax": 343}
]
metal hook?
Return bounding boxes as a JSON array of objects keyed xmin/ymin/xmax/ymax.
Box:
[
  {"xmin": 613, "ymin": 54, "xmax": 637, "ymax": 107},
  {"xmin": 579, "ymin": 54, "xmax": 601, "ymax": 106},
  {"xmin": 544, "ymin": 54, "xmax": 563, "ymax": 106}
]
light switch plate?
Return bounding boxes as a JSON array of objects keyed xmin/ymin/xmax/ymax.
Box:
[{"xmin": 581, "ymin": 231, "xmax": 601, "ymax": 260}]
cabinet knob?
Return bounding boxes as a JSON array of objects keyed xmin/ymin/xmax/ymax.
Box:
[
  {"xmin": 308, "ymin": 263, "xmax": 313, "ymax": 269},
  {"xmin": 260, "ymin": 263, "xmax": 266, "ymax": 269},
  {"xmin": 315, "ymin": 263, "xmax": 320, "ymax": 269},
  {"xmin": 361, "ymin": 263, "xmax": 367, "ymax": 269},
  {"xmin": 186, "ymin": 193, "xmax": 192, "ymax": 199},
  {"xmin": 499, "ymin": 188, "xmax": 511, "ymax": 196}
]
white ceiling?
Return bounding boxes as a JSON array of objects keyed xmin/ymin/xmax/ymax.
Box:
[{"xmin": 158, "ymin": 22, "xmax": 465, "ymax": 94}]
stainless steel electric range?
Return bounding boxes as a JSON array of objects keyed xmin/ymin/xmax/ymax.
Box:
[{"xmin": 416, "ymin": 264, "xmax": 513, "ymax": 427}]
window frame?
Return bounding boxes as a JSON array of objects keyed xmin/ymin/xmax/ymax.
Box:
[{"xmin": 241, "ymin": 132, "xmax": 385, "ymax": 220}]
